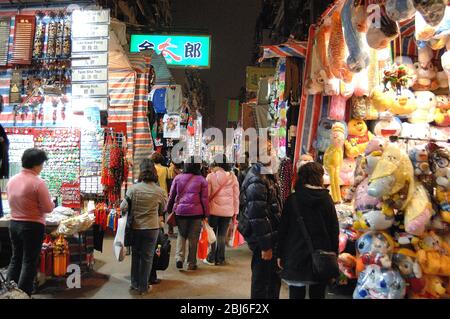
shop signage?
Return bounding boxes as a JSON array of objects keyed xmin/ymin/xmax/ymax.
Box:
[
  {"xmin": 72, "ymin": 82, "xmax": 108, "ymax": 97},
  {"xmin": 72, "ymin": 9, "xmax": 110, "ymax": 24},
  {"xmin": 72, "ymin": 24, "xmax": 109, "ymax": 38},
  {"xmin": 72, "ymin": 68, "xmax": 108, "ymax": 82},
  {"xmin": 72, "ymin": 39, "xmax": 109, "ymax": 53},
  {"xmin": 0, "ymin": 17, "xmax": 10, "ymax": 66},
  {"xmin": 246, "ymin": 67, "xmax": 275, "ymax": 92},
  {"xmin": 60, "ymin": 182, "xmax": 81, "ymax": 209},
  {"xmin": 130, "ymin": 34, "xmax": 211, "ymax": 68},
  {"xmin": 72, "ymin": 97, "xmax": 108, "ymax": 111},
  {"xmin": 72, "ymin": 52, "xmax": 108, "ymax": 67}
]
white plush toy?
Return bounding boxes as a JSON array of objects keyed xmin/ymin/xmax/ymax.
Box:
[
  {"xmin": 400, "ymin": 122, "xmax": 431, "ymax": 150},
  {"xmin": 409, "ymin": 91, "xmax": 437, "ymax": 123}
]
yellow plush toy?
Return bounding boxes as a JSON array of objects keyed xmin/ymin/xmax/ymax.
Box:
[
  {"xmin": 370, "ymin": 88, "xmax": 395, "ymax": 112},
  {"xmin": 436, "ymin": 187, "xmax": 450, "ymax": 223},
  {"xmin": 417, "ymin": 250, "xmax": 450, "ymax": 277},
  {"xmin": 344, "ymin": 119, "xmax": 374, "ymax": 158},
  {"xmin": 410, "ymin": 275, "xmax": 447, "ymax": 299},
  {"xmin": 324, "ymin": 122, "xmax": 345, "ymax": 203},
  {"xmin": 390, "ymin": 89, "xmax": 417, "ymax": 115}
]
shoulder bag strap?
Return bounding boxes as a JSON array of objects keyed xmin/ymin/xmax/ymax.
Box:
[
  {"xmin": 291, "ymin": 193, "xmax": 315, "ymax": 255},
  {"xmin": 209, "ymin": 173, "xmax": 233, "ymax": 202}
]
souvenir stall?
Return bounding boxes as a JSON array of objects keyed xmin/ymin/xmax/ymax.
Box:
[
  {"xmin": 0, "ymin": 5, "xmax": 130, "ymax": 283},
  {"xmin": 293, "ymin": 0, "xmax": 450, "ymax": 299}
]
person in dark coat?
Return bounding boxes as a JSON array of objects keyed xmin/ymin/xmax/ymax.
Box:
[
  {"xmin": 277, "ymin": 162, "xmax": 339, "ymax": 299},
  {"xmin": 239, "ymin": 151, "xmax": 283, "ymax": 299}
]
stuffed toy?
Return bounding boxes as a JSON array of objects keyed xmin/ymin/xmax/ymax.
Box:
[
  {"xmin": 416, "ymin": 9, "xmax": 439, "ymax": 41},
  {"xmin": 404, "ymin": 182, "xmax": 434, "ymax": 236},
  {"xmin": 417, "ymin": 250, "xmax": 450, "ymax": 276},
  {"xmin": 338, "ymin": 253, "xmax": 358, "ymax": 281},
  {"xmin": 344, "ymin": 119, "xmax": 374, "ymax": 158},
  {"xmin": 314, "ymin": 118, "xmax": 336, "ymax": 153},
  {"xmin": 344, "ymin": 155, "xmax": 368, "ymax": 202},
  {"xmin": 370, "ymin": 88, "xmax": 396, "ymax": 112},
  {"xmin": 329, "ymin": 95, "xmax": 348, "ymax": 121},
  {"xmin": 340, "ymin": 158, "xmax": 356, "ymax": 186},
  {"xmin": 400, "ymin": 122, "xmax": 431, "ymax": 150},
  {"xmin": 392, "ymin": 248, "xmax": 426, "ymax": 295},
  {"xmin": 413, "ymin": 47, "xmax": 439, "ymax": 91},
  {"xmin": 356, "ymin": 231, "xmax": 395, "ymax": 256},
  {"xmin": 328, "ymin": 8, "xmax": 353, "ymax": 83},
  {"xmin": 353, "ymin": 264, "xmax": 406, "ymax": 299},
  {"xmin": 391, "ymin": 89, "xmax": 417, "ymax": 116},
  {"xmin": 435, "ymin": 187, "xmax": 450, "ymax": 223},
  {"xmin": 340, "ymin": 80, "xmax": 355, "ymax": 99},
  {"xmin": 409, "ymin": 144, "xmax": 433, "ymax": 177},
  {"xmin": 409, "ymin": 91, "xmax": 437, "ymax": 123},
  {"xmin": 323, "ymin": 72, "xmax": 341, "ymax": 96},
  {"xmin": 441, "ymin": 39, "xmax": 450, "ymax": 92},
  {"xmin": 394, "ymin": 56, "xmax": 418, "ymax": 88},
  {"xmin": 434, "ymin": 95, "xmax": 450, "ymax": 126},
  {"xmin": 373, "ymin": 117, "xmax": 403, "ymax": 138},
  {"xmin": 413, "ymin": 0, "xmax": 447, "ymax": 26},
  {"xmin": 436, "ymin": 70, "xmax": 449, "ymax": 88},
  {"xmin": 366, "ymin": 6, "xmax": 400, "ymax": 49},
  {"xmin": 410, "ymin": 275, "xmax": 447, "ymax": 299},
  {"xmin": 324, "ymin": 122, "xmax": 346, "ymax": 203},
  {"xmin": 353, "ymin": 69, "xmax": 370, "ymax": 97},
  {"xmin": 386, "ymin": 0, "xmax": 416, "ymax": 22},
  {"xmin": 429, "ymin": 126, "xmax": 450, "ymax": 145},
  {"xmin": 342, "ymin": 0, "xmax": 369, "ymax": 73},
  {"xmin": 413, "ymin": 230, "xmax": 450, "ymax": 252},
  {"xmin": 427, "ymin": 143, "xmax": 450, "ymax": 191},
  {"xmin": 316, "ymin": 23, "xmax": 332, "ymax": 79}
]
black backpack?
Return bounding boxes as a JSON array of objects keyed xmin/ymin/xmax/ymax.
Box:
[{"xmin": 154, "ymin": 229, "xmax": 171, "ymax": 271}]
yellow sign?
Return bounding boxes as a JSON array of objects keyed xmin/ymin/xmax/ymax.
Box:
[{"xmin": 246, "ymin": 67, "xmax": 275, "ymax": 92}]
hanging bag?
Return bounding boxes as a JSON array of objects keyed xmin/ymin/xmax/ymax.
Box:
[
  {"xmin": 155, "ymin": 229, "xmax": 171, "ymax": 271},
  {"xmin": 113, "ymin": 212, "xmax": 127, "ymax": 262},
  {"xmin": 291, "ymin": 195, "xmax": 339, "ymax": 283}
]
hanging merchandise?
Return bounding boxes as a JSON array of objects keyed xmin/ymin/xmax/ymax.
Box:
[
  {"xmin": 55, "ymin": 13, "xmax": 64, "ymax": 58},
  {"xmin": 11, "ymin": 15, "xmax": 36, "ymax": 65},
  {"xmin": 94, "ymin": 202, "xmax": 109, "ymax": 230},
  {"xmin": 9, "ymin": 70, "xmax": 23, "ymax": 105},
  {"xmin": 152, "ymin": 87, "xmax": 167, "ymax": 114},
  {"xmin": 46, "ymin": 13, "xmax": 57, "ymax": 59},
  {"xmin": 0, "ymin": 17, "xmax": 10, "ymax": 66},
  {"xmin": 53, "ymin": 235, "xmax": 69, "ymax": 277},
  {"xmin": 163, "ymin": 114, "xmax": 181, "ymax": 139},
  {"xmin": 33, "ymin": 13, "xmax": 45, "ymax": 60},
  {"xmin": 324, "ymin": 123, "xmax": 346, "ymax": 203},
  {"xmin": 40, "ymin": 235, "xmax": 54, "ymax": 277},
  {"xmin": 278, "ymin": 158, "xmax": 293, "ymax": 203},
  {"xmin": 165, "ymin": 85, "xmax": 183, "ymax": 114}
]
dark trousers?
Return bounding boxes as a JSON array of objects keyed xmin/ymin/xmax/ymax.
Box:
[
  {"xmin": 131, "ymin": 229, "xmax": 159, "ymax": 293},
  {"xmin": 207, "ymin": 216, "xmax": 231, "ymax": 264},
  {"xmin": 7, "ymin": 220, "xmax": 45, "ymax": 296},
  {"xmin": 289, "ymin": 284, "xmax": 327, "ymax": 299},
  {"xmin": 250, "ymin": 248, "xmax": 281, "ymax": 299}
]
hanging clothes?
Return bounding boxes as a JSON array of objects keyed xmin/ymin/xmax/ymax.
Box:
[
  {"xmin": 165, "ymin": 85, "xmax": 183, "ymax": 114},
  {"xmin": 152, "ymin": 87, "xmax": 167, "ymax": 114},
  {"xmin": 279, "ymin": 158, "xmax": 293, "ymax": 204},
  {"xmin": 286, "ymin": 104, "xmax": 300, "ymax": 160},
  {"xmin": 255, "ymin": 104, "xmax": 270, "ymax": 129},
  {"xmin": 285, "ymin": 57, "xmax": 302, "ymax": 103}
]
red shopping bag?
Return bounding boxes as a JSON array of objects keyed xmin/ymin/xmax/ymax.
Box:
[
  {"xmin": 197, "ymin": 227, "xmax": 208, "ymax": 259},
  {"xmin": 232, "ymin": 227, "xmax": 245, "ymax": 248}
]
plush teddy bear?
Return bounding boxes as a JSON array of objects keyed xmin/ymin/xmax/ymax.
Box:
[
  {"xmin": 413, "ymin": 46, "xmax": 439, "ymax": 91},
  {"xmin": 434, "ymin": 95, "xmax": 450, "ymax": 126},
  {"xmin": 392, "ymin": 248, "xmax": 426, "ymax": 296},
  {"xmin": 409, "ymin": 91, "xmax": 437, "ymax": 123},
  {"xmin": 344, "ymin": 119, "xmax": 374, "ymax": 158}
]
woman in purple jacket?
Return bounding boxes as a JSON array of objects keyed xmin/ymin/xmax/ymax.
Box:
[{"xmin": 166, "ymin": 157, "xmax": 209, "ymax": 270}]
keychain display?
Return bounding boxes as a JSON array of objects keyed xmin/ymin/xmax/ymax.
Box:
[
  {"xmin": 46, "ymin": 13, "xmax": 57, "ymax": 59},
  {"xmin": 33, "ymin": 13, "xmax": 46, "ymax": 59}
]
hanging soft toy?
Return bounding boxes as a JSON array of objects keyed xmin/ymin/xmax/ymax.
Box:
[
  {"xmin": 409, "ymin": 91, "xmax": 437, "ymax": 123},
  {"xmin": 353, "ymin": 264, "xmax": 406, "ymax": 299},
  {"xmin": 344, "ymin": 119, "xmax": 374, "ymax": 159},
  {"xmin": 386, "ymin": 0, "xmax": 417, "ymax": 22},
  {"xmin": 342, "ymin": 0, "xmax": 369, "ymax": 73},
  {"xmin": 356, "ymin": 231, "xmax": 395, "ymax": 270},
  {"xmin": 392, "ymin": 249, "xmax": 426, "ymax": 296},
  {"xmin": 340, "ymin": 158, "xmax": 356, "ymax": 186},
  {"xmin": 434, "ymin": 95, "xmax": 450, "ymax": 126},
  {"xmin": 366, "ymin": 5, "xmax": 400, "ymax": 49},
  {"xmin": 404, "ymin": 182, "xmax": 434, "ymax": 236},
  {"xmin": 370, "ymin": 87, "xmax": 396, "ymax": 112},
  {"xmin": 390, "ymin": 89, "xmax": 417, "ymax": 116},
  {"xmin": 409, "ymin": 144, "xmax": 433, "ymax": 178},
  {"xmin": 353, "ymin": 69, "xmax": 371, "ymax": 97},
  {"xmin": 314, "ymin": 118, "xmax": 337, "ymax": 153},
  {"xmin": 324, "ymin": 122, "xmax": 346, "ymax": 203},
  {"xmin": 368, "ymin": 143, "xmax": 415, "ymax": 213},
  {"xmin": 351, "ymin": 95, "xmax": 380, "ymax": 120},
  {"xmin": 427, "ymin": 143, "xmax": 450, "ymax": 222},
  {"xmin": 413, "ymin": 46, "xmax": 439, "ymax": 91},
  {"xmin": 413, "ymin": 0, "xmax": 448, "ymax": 26},
  {"xmin": 329, "ymin": 95, "xmax": 348, "ymax": 121},
  {"xmin": 441, "ymin": 37, "xmax": 450, "ymax": 92},
  {"xmin": 316, "ymin": 23, "xmax": 332, "ymax": 79},
  {"xmin": 328, "ymin": 8, "xmax": 353, "ymax": 83},
  {"xmin": 394, "ymin": 56, "xmax": 417, "ymax": 88}
]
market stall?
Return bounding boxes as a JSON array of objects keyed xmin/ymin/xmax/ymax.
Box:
[{"xmin": 291, "ymin": 0, "xmax": 450, "ymax": 299}]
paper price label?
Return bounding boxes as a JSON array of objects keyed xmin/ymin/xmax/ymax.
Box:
[{"xmin": 72, "ymin": 68, "xmax": 108, "ymax": 82}]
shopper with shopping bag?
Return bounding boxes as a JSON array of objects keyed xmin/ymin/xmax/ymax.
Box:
[
  {"xmin": 203, "ymin": 154, "xmax": 239, "ymax": 266},
  {"xmin": 166, "ymin": 156, "xmax": 209, "ymax": 271},
  {"xmin": 120, "ymin": 159, "xmax": 167, "ymax": 295}
]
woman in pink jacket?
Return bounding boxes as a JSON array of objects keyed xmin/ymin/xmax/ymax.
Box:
[{"xmin": 204, "ymin": 155, "xmax": 239, "ymax": 266}]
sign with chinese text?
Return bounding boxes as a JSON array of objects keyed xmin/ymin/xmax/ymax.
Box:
[
  {"xmin": 61, "ymin": 182, "xmax": 81, "ymax": 209},
  {"xmin": 72, "ymin": 68, "xmax": 108, "ymax": 82},
  {"xmin": 246, "ymin": 67, "xmax": 275, "ymax": 92},
  {"xmin": 130, "ymin": 34, "xmax": 211, "ymax": 68},
  {"xmin": 72, "ymin": 82, "xmax": 108, "ymax": 97},
  {"xmin": 72, "ymin": 39, "xmax": 109, "ymax": 53}
]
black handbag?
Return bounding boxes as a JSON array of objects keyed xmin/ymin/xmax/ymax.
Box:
[
  {"xmin": 124, "ymin": 196, "xmax": 134, "ymax": 247},
  {"xmin": 154, "ymin": 229, "xmax": 171, "ymax": 271},
  {"xmin": 291, "ymin": 196, "xmax": 339, "ymax": 283}
]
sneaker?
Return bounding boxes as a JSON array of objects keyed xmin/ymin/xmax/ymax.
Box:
[
  {"xmin": 215, "ymin": 261, "xmax": 226, "ymax": 266},
  {"xmin": 150, "ymin": 279, "xmax": 162, "ymax": 285},
  {"xmin": 176, "ymin": 261, "xmax": 183, "ymax": 269},
  {"xmin": 129, "ymin": 285, "xmax": 138, "ymax": 291},
  {"xmin": 187, "ymin": 264, "xmax": 198, "ymax": 271},
  {"xmin": 202, "ymin": 259, "xmax": 215, "ymax": 266}
]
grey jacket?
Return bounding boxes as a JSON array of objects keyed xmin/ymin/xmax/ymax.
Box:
[{"xmin": 120, "ymin": 182, "xmax": 168, "ymax": 230}]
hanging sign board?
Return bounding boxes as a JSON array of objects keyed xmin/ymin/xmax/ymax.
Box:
[
  {"xmin": 0, "ymin": 17, "xmax": 10, "ymax": 66},
  {"xmin": 72, "ymin": 68, "xmax": 108, "ymax": 82},
  {"xmin": 130, "ymin": 34, "xmax": 211, "ymax": 68},
  {"xmin": 72, "ymin": 39, "xmax": 108, "ymax": 53},
  {"xmin": 246, "ymin": 67, "xmax": 275, "ymax": 92},
  {"xmin": 72, "ymin": 82, "xmax": 108, "ymax": 97},
  {"xmin": 72, "ymin": 10, "xmax": 110, "ymax": 24},
  {"xmin": 60, "ymin": 182, "xmax": 81, "ymax": 209},
  {"xmin": 72, "ymin": 52, "xmax": 108, "ymax": 67},
  {"xmin": 72, "ymin": 24, "xmax": 109, "ymax": 38}
]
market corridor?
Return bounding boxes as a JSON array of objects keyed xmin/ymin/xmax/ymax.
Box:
[{"xmin": 33, "ymin": 236, "xmax": 287, "ymax": 299}]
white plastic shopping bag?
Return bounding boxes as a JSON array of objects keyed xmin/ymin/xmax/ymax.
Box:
[
  {"xmin": 203, "ymin": 221, "xmax": 216, "ymax": 244},
  {"xmin": 113, "ymin": 214, "xmax": 127, "ymax": 262}
]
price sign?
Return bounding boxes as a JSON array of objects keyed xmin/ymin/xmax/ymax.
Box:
[
  {"xmin": 72, "ymin": 53, "xmax": 108, "ymax": 67},
  {"xmin": 60, "ymin": 182, "xmax": 81, "ymax": 209}
]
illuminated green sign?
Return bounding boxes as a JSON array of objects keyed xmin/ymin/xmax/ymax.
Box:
[{"xmin": 130, "ymin": 34, "xmax": 211, "ymax": 68}]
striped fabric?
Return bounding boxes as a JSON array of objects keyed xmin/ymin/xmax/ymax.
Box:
[
  {"xmin": 127, "ymin": 52, "xmax": 154, "ymax": 180},
  {"xmin": 259, "ymin": 39, "xmax": 308, "ymax": 62}
]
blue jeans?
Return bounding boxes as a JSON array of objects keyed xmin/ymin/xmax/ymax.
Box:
[
  {"xmin": 7, "ymin": 220, "xmax": 45, "ymax": 296},
  {"xmin": 131, "ymin": 229, "xmax": 159, "ymax": 293},
  {"xmin": 207, "ymin": 216, "xmax": 231, "ymax": 264}
]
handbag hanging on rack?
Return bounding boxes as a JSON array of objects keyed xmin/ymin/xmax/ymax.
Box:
[{"xmin": 291, "ymin": 195, "xmax": 339, "ymax": 283}]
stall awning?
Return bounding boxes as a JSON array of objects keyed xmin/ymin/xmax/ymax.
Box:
[{"xmin": 259, "ymin": 39, "xmax": 308, "ymax": 62}]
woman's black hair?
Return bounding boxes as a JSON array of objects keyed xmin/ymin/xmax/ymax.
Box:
[
  {"xmin": 295, "ymin": 162, "xmax": 324, "ymax": 189},
  {"xmin": 138, "ymin": 158, "xmax": 159, "ymax": 183},
  {"xmin": 213, "ymin": 154, "xmax": 231, "ymax": 172},
  {"xmin": 184, "ymin": 156, "xmax": 201, "ymax": 175},
  {"xmin": 22, "ymin": 148, "xmax": 48, "ymax": 169},
  {"xmin": 150, "ymin": 152, "xmax": 165, "ymax": 165}
]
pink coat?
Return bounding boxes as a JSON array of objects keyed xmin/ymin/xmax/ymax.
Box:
[{"xmin": 206, "ymin": 168, "xmax": 239, "ymax": 217}]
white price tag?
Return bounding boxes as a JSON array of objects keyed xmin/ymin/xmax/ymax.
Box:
[{"xmin": 72, "ymin": 53, "xmax": 108, "ymax": 67}]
